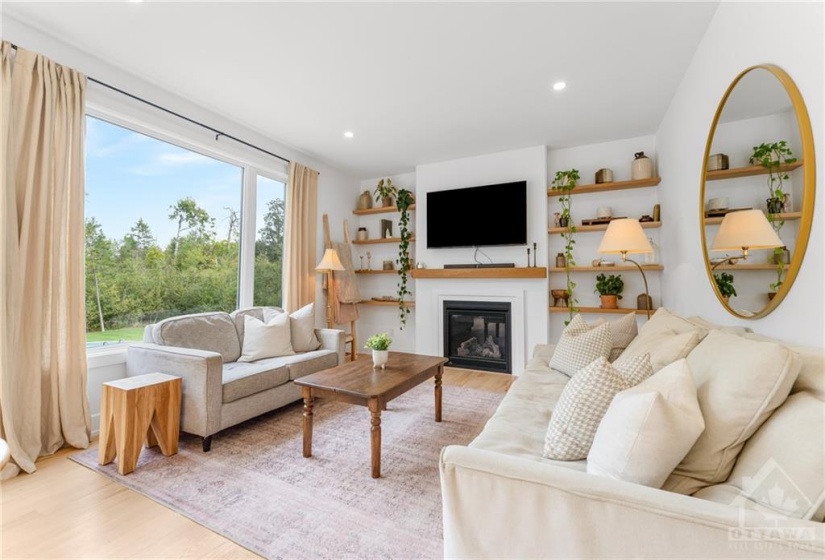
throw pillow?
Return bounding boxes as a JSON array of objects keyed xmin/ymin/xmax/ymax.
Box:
[
  {"xmin": 237, "ymin": 313, "xmax": 295, "ymax": 362},
  {"xmin": 587, "ymin": 359, "xmax": 705, "ymax": 488},
  {"xmin": 604, "ymin": 312, "xmax": 639, "ymax": 362},
  {"xmin": 549, "ymin": 315, "xmax": 613, "ymax": 377},
  {"xmin": 288, "ymin": 303, "xmax": 321, "ymax": 352},
  {"xmin": 543, "ymin": 353, "xmax": 653, "ymax": 461},
  {"xmin": 662, "ymin": 329, "xmax": 801, "ymax": 495},
  {"xmin": 614, "ymin": 330, "xmax": 703, "ymax": 373}
]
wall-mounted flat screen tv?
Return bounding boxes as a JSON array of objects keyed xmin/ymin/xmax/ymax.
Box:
[{"xmin": 426, "ymin": 181, "xmax": 527, "ymax": 248}]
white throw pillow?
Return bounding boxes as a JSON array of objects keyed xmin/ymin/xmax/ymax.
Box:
[
  {"xmin": 289, "ymin": 303, "xmax": 321, "ymax": 352},
  {"xmin": 549, "ymin": 315, "xmax": 612, "ymax": 377},
  {"xmin": 543, "ymin": 354, "xmax": 653, "ymax": 461},
  {"xmin": 587, "ymin": 359, "xmax": 705, "ymax": 488},
  {"xmin": 663, "ymin": 330, "xmax": 801, "ymax": 495},
  {"xmin": 615, "ymin": 330, "xmax": 702, "ymax": 373},
  {"xmin": 237, "ymin": 313, "xmax": 295, "ymax": 362}
]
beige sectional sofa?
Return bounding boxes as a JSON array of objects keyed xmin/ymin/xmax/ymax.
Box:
[
  {"xmin": 440, "ymin": 310, "xmax": 824, "ymax": 558},
  {"xmin": 126, "ymin": 306, "xmax": 344, "ymax": 451}
]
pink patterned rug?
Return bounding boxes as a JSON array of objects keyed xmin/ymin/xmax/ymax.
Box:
[{"xmin": 71, "ymin": 382, "xmax": 504, "ymax": 559}]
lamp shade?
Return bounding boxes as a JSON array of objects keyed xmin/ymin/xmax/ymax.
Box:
[
  {"xmin": 315, "ymin": 248, "xmax": 345, "ymax": 272},
  {"xmin": 598, "ymin": 218, "xmax": 653, "ymax": 255},
  {"xmin": 710, "ymin": 209, "xmax": 783, "ymax": 251}
]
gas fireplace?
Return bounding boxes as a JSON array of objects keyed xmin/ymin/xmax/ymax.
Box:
[{"xmin": 443, "ymin": 300, "xmax": 511, "ymax": 374}]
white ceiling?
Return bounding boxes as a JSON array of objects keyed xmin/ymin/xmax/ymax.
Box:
[{"xmin": 2, "ymin": 1, "xmax": 720, "ymax": 179}]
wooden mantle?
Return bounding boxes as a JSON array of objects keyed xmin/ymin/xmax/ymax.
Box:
[{"xmin": 412, "ymin": 267, "xmax": 547, "ymax": 279}]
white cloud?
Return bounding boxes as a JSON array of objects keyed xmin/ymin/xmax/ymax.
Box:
[{"xmin": 157, "ymin": 151, "xmax": 216, "ymax": 166}]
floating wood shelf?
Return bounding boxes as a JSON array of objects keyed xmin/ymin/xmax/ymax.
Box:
[
  {"xmin": 704, "ymin": 212, "xmax": 801, "ymax": 225},
  {"xmin": 705, "ymin": 161, "xmax": 803, "ymax": 181},
  {"xmin": 711, "ymin": 264, "xmax": 790, "ymax": 271},
  {"xmin": 548, "ymin": 177, "xmax": 661, "ymax": 196},
  {"xmin": 549, "ymin": 306, "xmax": 657, "ymax": 315},
  {"xmin": 358, "ymin": 300, "xmax": 415, "ymax": 307},
  {"xmin": 352, "ymin": 204, "xmax": 416, "ymax": 216},
  {"xmin": 412, "ymin": 267, "xmax": 547, "ymax": 279},
  {"xmin": 352, "ymin": 236, "xmax": 415, "ymax": 245},
  {"xmin": 550, "ymin": 265, "xmax": 664, "ymax": 272},
  {"xmin": 549, "ymin": 221, "xmax": 662, "ymax": 234},
  {"xmin": 355, "ymin": 269, "xmax": 397, "ymax": 275}
]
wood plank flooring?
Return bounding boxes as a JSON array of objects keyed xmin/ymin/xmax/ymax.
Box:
[{"xmin": 1, "ymin": 366, "xmax": 512, "ymax": 560}]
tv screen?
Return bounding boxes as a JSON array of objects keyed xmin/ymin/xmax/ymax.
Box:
[{"xmin": 426, "ymin": 181, "xmax": 527, "ymax": 248}]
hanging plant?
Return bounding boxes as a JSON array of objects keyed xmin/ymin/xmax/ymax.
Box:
[
  {"xmin": 552, "ymin": 169, "xmax": 580, "ymax": 324},
  {"xmin": 395, "ymin": 188, "xmax": 415, "ymax": 328}
]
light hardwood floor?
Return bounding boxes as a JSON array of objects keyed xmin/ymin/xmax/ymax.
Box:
[{"xmin": 1, "ymin": 366, "xmax": 512, "ymax": 560}]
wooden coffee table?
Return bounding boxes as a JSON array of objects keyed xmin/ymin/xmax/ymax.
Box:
[{"xmin": 294, "ymin": 351, "xmax": 448, "ymax": 478}]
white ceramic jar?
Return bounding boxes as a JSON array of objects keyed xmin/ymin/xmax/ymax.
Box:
[{"xmin": 631, "ymin": 152, "xmax": 654, "ymax": 180}]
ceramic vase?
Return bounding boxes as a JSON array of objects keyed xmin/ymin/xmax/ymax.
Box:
[
  {"xmin": 632, "ymin": 152, "xmax": 653, "ymax": 180},
  {"xmin": 357, "ymin": 190, "xmax": 373, "ymax": 210},
  {"xmin": 372, "ymin": 350, "xmax": 389, "ymax": 369}
]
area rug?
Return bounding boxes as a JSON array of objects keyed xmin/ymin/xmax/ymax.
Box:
[{"xmin": 71, "ymin": 383, "xmax": 504, "ymax": 559}]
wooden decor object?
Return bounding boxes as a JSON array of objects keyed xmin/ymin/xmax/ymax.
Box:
[{"xmin": 98, "ymin": 373, "xmax": 181, "ymax": 475}]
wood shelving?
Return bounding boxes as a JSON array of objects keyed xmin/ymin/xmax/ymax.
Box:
[
  {"xmin": 705, "ymin": 161, "xmax": 803, "ymax": 181},
  {"xmin": 355, "ymin": 269, "xmax": 397, "ymax": 275},
  {"xmin": 549, "ymin": 306, "xmax": 657, "ymax": 315},
  {"xmin": 412, "ymin": 267, "xmax": 547, "ymax": 279},
  {"xmin": 704, "ymin": 212, "xmax": 801, "ymax": 225},
  {"xmin": 547, "ymin": 177, "xmax": 661, "ymax": 196},
  {"xmin": 352, "ymin": 235, "xmax": 415, "ymax": 245},
  {"xmin": 358, "ymin": 300, "xmax": 415, "ymax": 307},
  {"xmin": 549, "ymin": 265, "xmax": 664, "ymax": 272},
  {"xmin": 711, "ymin": 263, "xmax": 790, "ymax": 271},
  {"xmin": 352, "ymin": 204, "xmax": 416, "ymax": 216},
  {"xmin": 549, "ymin": 221, "xmax": 662, "ymax": 234}
]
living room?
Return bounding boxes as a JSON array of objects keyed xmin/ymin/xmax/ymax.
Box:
[{"xmin": 2, "ymin": 2, "xmax": 823, "ymax": 559}]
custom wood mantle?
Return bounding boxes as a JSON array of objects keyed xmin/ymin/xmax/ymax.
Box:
[{"xmin": 411, "ymin": 267, "xmax": 547, "ymax": 279}]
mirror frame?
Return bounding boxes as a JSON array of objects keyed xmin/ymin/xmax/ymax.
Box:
[{"xmin": 699, "ymin": 64, "xmax": 816, "ymax": 319}]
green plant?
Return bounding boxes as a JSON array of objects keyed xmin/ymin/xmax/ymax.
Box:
[
  {"xmin": 713, "ymin": 272, "xmax": 737, "ymax": 299},
  {"xmin": 395, "ymin": 188, "xmax": 415, "ymax": 328},
  {"xmin": 552, "ymin": 169, "xmax": 580, "ymax": 323},
  {"xmin": 364, "ymin": 332, "xmax": 392, "ymax": 351},
  {"xmin": 769, "ymin": 265, "xmax": 783, "ymax": 293},
  {"xmin": 594, "ymin": 273, "xmax": 624, "ymax": 298},
  {"xmin": 374, "ymin": 178, "xmax": 398, "ymax": 203}
]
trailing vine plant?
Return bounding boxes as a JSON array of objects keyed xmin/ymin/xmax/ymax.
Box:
[
  {"xmin": 395, "ymin": 188, "xmax": 415, "ymax": 328},
  {"xmin": 552, "ymin": 169, "xmax": 580, "ymax": 324}
]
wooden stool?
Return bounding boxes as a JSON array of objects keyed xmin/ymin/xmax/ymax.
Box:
[{"xmin": 98, "ymin": 373, "xmax": 181, "ymax": 475}]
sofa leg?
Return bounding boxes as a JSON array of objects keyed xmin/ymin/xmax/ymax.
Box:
[{"xmin": 202, "ymin": 436, "xmax": 213, "ymax": 452}]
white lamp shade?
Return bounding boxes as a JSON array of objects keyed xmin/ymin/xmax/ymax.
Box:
[
  {"xmin": 315, "ymin": 248, "xmax": 345, "ymax": 271},
  {"xmin": 598, "ymin": 219, "xmax": 653, "ymax": 255},
  {"xmin": 710, "ymin": 209, "xmax": 783, "ymax": 251}
]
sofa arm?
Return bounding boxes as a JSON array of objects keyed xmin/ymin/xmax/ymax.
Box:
[
  {"xmin": 439, "ymin": 445, "xmax": 824, "ymax": 559},
  {"xmin": 126, "ymin": 343, "xmax": 223, "ymax": 438},
  {"xmin": 315, "ymin": 328, "xmax": 345, "ymax": 365}
]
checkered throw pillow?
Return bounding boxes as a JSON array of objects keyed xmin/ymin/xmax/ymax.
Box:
[
  {"xmin": 606, "ymin": 312, "xmax": 639, "ymax": 362},
  {"xmin": 549, "ymin": 314, "xmax": 613, "ymax": 377},
  {"xmin": 543, "ymin": 353, "xmax": 653, "ymax": 460}
]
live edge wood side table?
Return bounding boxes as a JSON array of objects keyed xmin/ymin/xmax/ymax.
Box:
[{"xmin": 98, "ymin": 372, "xmax": 182, "ymax": 475}]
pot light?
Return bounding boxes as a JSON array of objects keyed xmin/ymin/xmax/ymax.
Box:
[
  {"xmin": 343, "ymin": 131, "xmax": 354, "ymax": 139},
  {"xmin": 552, "ymin": 81, "xmax": 567, "ymax": 92}
]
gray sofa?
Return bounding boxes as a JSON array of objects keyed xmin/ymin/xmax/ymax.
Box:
[{"xmin": 126, "ymin": 306, "xmax": 344, "ymax": 451}]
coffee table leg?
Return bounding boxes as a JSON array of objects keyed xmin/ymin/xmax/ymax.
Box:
[
  {"xmin": 302, "ymin": 386, "xmax": 313, "ymax": 458},
  {"xmin": 369, "ymin": 398, "xmax": 381, "ymax": 478},
  {"xmin": 435, "ymin": 365, "xmax": 443, "ymax": 423}
]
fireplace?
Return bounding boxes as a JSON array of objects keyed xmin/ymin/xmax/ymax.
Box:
[{"xmin": 443, "ymin": 300, "xmax": 511, "ymax": 374}]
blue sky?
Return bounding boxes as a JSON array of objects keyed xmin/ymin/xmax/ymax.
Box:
[{"xmin": 85, "ymin": 116, "xmax": 284, "ymax": 247}]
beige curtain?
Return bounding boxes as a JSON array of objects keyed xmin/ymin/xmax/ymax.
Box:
[
  {"xmin": 0, "ymin": 42, "xmax": 91, "ymax": 479},
  {"xmin": 283, "ymin": 161, "xmax": 319, "ymax": 312}
]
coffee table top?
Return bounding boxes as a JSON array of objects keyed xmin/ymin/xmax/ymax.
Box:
[{"xmin": 295, "ymin": 351, "xmax": 447, "ymax": 400}]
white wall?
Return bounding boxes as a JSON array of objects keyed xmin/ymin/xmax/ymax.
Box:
[
  {"xmin": 656, "ymin": 1, "xmax": 824, "ymax": 347},
  {"xmin": 414, "ymin": 146, "xmax": 549, "ymax": 374}
]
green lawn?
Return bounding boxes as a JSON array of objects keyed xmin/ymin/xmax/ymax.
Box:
[{"xmin": 86, "ymin": 327, "xmax": 145, "ymax": 343}]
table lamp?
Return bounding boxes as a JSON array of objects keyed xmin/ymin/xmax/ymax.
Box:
[
  {"xmin": 710, "ymin": 209, "xmax": 783, "ymax": 270},
  {"xmin": 315, "ymin": 248, "xmax": 345, "ymax": 326},
  {"xmin": 598, "ymin": 218, "xmax": 654, "ymax": 318}
]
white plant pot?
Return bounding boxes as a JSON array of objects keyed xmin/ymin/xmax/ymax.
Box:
[{"xmin": 372, "ymin": 350, "xmax": 389, "ymax": 369}]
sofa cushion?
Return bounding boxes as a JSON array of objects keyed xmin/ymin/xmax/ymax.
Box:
[
  {"xmin": 587, "ymin": 359, "xmax": 705, "ymax": 489},
  {"xmin": 276, "ymin": 349, "xmax": 338, "ymax": 380},
  {"xmin": 663, "ymin": 329, "xmax": 801, "ymax": 495},
  {"xmin": 543, "ymin": 354, "xmax": 653, "ymax": 461},
  {"xmin": 289, "ymin": 303, "xmax": 322, "ymax": 352},
  {"xmin": 153, "ymin": 311, "xmax": 241, "ymax": 363},
  {"xmin": 222, "ymin": 361, "xmax": 290, "ymax": 403},
  {"xmin": 615, "ymin": 308, "xmax": 705, "ymax": 373},
  {"xmin": 238, "ymin": 314, "xmax": 294, "ymax": 362},
  {"xmin": 549, "ymin": 315, "xmax": 612, "ymax": 377}
]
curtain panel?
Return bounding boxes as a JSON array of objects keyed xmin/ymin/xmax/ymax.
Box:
[
  {"xmin": 283, "ymin": 161, "xmax": 319, "ymax": 313},
  {"xmin": 0, "ymin": 42, "xmax": 91, "ymax": 479}
]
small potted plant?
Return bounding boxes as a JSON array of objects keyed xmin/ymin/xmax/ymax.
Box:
[
  {"xmin": 374, "ymin": 178, "xmax": 398, "ymax": 208},
  {"xmin": 595, "ymin": 273, "xmax": 623, "ymax": 309},
  {"xmin": 750, "ymin": 141, "xmax": 797, "ymax": 218},
  {"xmin": 365, "ymin": 332, "xmax": 392, "ymax": 369},
  {"xmin": 713, "ymin": 272, "xmax": 737, "ymax": 303}
]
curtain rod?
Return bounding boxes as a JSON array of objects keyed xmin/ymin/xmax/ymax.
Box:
[{"xmin": 8, "ymin": 42, "xmax": 292, "ymax": 166}]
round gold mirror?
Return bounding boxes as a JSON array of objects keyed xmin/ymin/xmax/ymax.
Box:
[{"xmin": 700, "ymin": 65, "xmax": 815, "ymax": 319}]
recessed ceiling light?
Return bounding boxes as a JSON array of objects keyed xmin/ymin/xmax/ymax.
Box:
[
  {"xmin": 552, "ymin": 81, "xmax": 566, "ymax": 92},
  {"xmin": 344, "ymin": 131, "xmax": 354, "ymax": 139}
]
